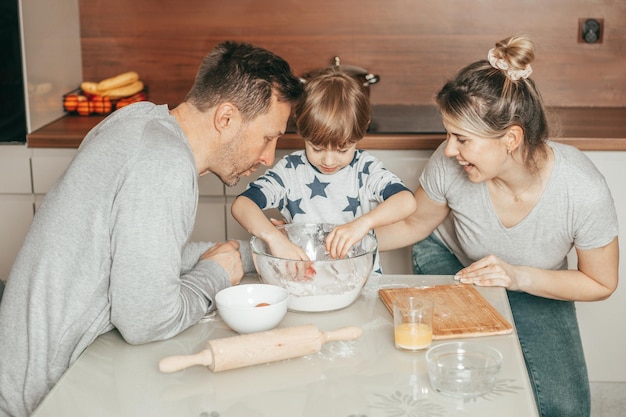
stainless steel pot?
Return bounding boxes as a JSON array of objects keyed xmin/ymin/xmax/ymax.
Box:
[
  {"xmin": 301, "ymin": 56, "xmax": 380, "ymax": 90},
  {"xmin": 331, "ymin": 56, "xmax": 379, "ymax": 87}
]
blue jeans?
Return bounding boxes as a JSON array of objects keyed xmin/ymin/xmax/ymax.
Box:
[
  {"xmin": 411, "ymin": 233, "xmax": 464, "ymax": 275},
  {"xmin": 412, "ymin": 234, "xmax": 591, "ymax": 417}
]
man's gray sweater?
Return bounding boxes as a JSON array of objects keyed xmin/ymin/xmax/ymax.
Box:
[{"xmin": 0, "ymin": 102, "xmax": 253, "ymax": 416}]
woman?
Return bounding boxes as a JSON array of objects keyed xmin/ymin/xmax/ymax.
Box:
[{"xmin": 376, "ymin": 36, "xmax": 619, "ymax": 417}]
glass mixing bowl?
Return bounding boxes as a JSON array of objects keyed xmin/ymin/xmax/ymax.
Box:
[{"xmin": 250, "ymin": 223, "xmax": 377, "ymax": 312}]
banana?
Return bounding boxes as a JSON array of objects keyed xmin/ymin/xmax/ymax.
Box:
[
  {"xmin": 100, "ymin": 80, "xmax": 144, "ymax": 99},
  {"xmin": 96, "ymin": 71, "xmax": 140, "ymax": 92},
  {"xmin": 80, "ymin": 81, "xmax": 100, "ymax": 95}
]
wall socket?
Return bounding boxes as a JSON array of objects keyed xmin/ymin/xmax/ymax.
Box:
[{"xmin": 578, "ymin": 18, "xmax": 604, "ymax": 44}]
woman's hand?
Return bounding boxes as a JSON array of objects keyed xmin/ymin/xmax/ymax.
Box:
[
  {"xmin": 454, "ymin": 254, "xmax": 521, "ymax": 291},
  {"xmin": 455, "ymin": 238, "xmax": 619, "ymax": 301}
]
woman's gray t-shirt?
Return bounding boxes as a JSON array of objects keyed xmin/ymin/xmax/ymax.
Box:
[{"xmin": 420, "ymin": 140, "xmax": 618, "ymax": 270}]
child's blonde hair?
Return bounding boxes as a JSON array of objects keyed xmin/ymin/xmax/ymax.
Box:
[{"xmin": 295, "ymin": 67, "xmax": 370, "ymax": 149}]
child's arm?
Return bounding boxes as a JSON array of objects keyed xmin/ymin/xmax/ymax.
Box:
[
  {"xmin": 231, "ymin": 196, "xmax": 310, "ymax": 261},
  {"xmin": 325, "ymin": 190, "xmax": 417, "ymax": 259}
]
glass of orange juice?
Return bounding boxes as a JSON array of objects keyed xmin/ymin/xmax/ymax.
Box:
[{"xmin": 393, "ymin": 297, "xmax": 434, "ymax": 351}]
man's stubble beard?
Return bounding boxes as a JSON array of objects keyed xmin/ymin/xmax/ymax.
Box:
[{"xmin": 216, "ymin": 131, "xmax": 258, "ymax": 187}]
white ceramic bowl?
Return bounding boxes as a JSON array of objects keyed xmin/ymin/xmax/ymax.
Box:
[
  {"xmin": 250, "ymin": 223, "xmax": 377, "ymax": 312},
  {"xmin": 426, "ymin": 341, "xmax": 503, "ymax": 398},
  {"xmin": 215, "ymin": 284, "xmax": 289, "ymax": 334}
]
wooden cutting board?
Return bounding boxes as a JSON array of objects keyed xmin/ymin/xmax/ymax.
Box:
[{"xmin": 379, "ymin": 284, "xmax": 513, "ymax": 339}]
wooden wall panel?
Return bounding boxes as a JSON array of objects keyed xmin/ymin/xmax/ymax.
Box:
[{"xmin": 78, "ymin": 0, "xmax": 626, "ymax": 108}]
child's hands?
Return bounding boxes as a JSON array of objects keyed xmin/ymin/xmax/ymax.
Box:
[
  {"xmin": 266, "ymin": 234, "xmax": 316, "ymax": 280},
  {"xmin": 268, "ymin": 236, "xmax": 310, "ymax": 261},
  {"xmin": 325, "ymin": 221, "xmax": 371, "ymax": 259}
]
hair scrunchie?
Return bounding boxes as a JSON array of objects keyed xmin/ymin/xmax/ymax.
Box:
[{"xmin": 487, "ymin": 48, "xmax": 533, "ymax": 81}]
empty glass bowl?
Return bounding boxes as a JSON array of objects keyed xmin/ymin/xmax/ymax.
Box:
[{"xmin": 425, "ymin": 341, "xmax": 503, "ymax": 398}]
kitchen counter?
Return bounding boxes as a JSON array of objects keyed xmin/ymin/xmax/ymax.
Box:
[
  {"xmin": 27, "ymin": 106, "xmax": 626, "ymax": 151},
  {"xmin": 32, "ymin": 275, "xmax": 539, "ymax": 417}
]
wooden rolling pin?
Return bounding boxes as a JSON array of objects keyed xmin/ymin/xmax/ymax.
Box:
[{"xmin": 158, "ymin": 324, "xmax": 362, "ymax": 373}]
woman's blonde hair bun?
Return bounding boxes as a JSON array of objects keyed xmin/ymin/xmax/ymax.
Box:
[{"xmin": 487, "ymin": 35, "xmax": 535, "ymax": 81}]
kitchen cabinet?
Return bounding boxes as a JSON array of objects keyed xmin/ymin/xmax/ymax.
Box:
[
  {"xmin": 191, "ymin": 196, "xmax": 226, "ymax": 243},
  {"xmin": 0, "ymin": 196, "xmax": 34, "ymax": 280},
  {"xmin": 23, "ymin": 145, "xmax": 433, "ymax": 275},
  {"xmin": 31, "ymin": 148, "xmax": 78, "ymax": 194},
  {"xmin": 0, "ymin": 145, "xmax": 31, "ymax": 194},
  {"xmin": 0, "ymin": 145, "xmax": 34, "ymax": 279},
  {"xmin": 574, "ymin": 151, "xmax": 626, "ymax": 382},
  {"xmin": 32, "ymin": 149, "xmax": 78, "ymax": 213},
  {"xmin": 7, "ymin": 143, "xmax": 626, "ymax": 384},
  {"xmin": 191, "ymin": 174, "xmax": 227, "ymax": 243}
]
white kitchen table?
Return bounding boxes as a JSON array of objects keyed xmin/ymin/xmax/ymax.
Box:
[{"xmin": 32, "ymin": 275, "xmax": 539, "ymax": 417}]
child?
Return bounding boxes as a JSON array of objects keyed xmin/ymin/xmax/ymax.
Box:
[{"xmin": 231, "ymin": 67, "xmax": 416, "ymax": 273}]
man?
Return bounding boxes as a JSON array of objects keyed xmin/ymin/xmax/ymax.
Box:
[{"xmin": 0, "ymin": 41, "xmax": 303, "ymax": 417}]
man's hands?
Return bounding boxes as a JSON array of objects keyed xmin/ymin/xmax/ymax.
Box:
[{"xmin": 200, "ymin": 241, "xmax": 244, "ymax": 285}]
